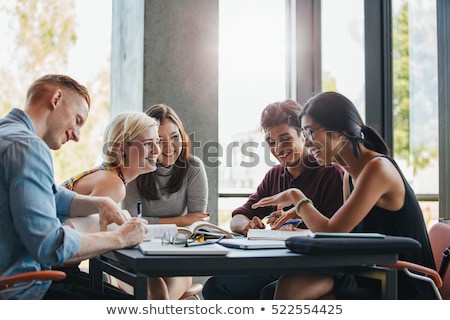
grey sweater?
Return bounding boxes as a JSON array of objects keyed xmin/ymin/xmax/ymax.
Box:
[{"xmin": 121, "ymin": 156, "xmax": 208, "ymax": 224}]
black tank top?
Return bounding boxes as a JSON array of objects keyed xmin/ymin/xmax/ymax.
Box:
[{"xmin": 351, "ymin": 156, "xmax": 435, "ymax": 299}]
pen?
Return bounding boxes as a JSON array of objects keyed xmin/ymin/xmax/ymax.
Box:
[
  {"xmin": 263, "ymin": 215, "xmax": 272, "ymax": 220},
  {"xmin": 281, "ymin": 219, "xmax": 303, "ymax": 227},
  {"xmin": 137, "ymin": 199, "xmax": 142, "ymax": 218}
]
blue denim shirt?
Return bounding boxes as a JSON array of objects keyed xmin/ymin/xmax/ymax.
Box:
[{"xmin": 0, "ymin": 108, "xmax": 82, "ymax": 299}]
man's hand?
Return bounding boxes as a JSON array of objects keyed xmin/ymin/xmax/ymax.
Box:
[
  {"xmin": 95, "ymin": 197, "xmax": 129, "ymax": 231},
  {"xmin": 67, "ymin": 217, "xmax": 149, "ymax": 263},
  {"xmin": 116, "ymin": 217, "xmax": 149, "ymax": 247},
  {"xmin": 242, "ymin": 216, "xmax": 266, "ymax": 236},
  {"xmin": 68, "ymin": 194, "xmax": 129, "ymax": 230}
]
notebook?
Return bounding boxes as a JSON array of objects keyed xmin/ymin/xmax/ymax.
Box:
[
  {"xmin": 218, "ymin": 238, "xmax": 286, "ymax": 250},
  {"xmin": 138, "ymin": 241, "xmax": 229, "ymax": 255},
  {"xmin": 247, "ymin": 228, "xmax": 312, "ymax": 240}
]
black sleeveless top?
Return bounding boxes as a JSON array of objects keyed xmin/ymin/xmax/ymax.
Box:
[{"xmin": 351, "ymin": 156, "xmax": 435, "ymax": 299}]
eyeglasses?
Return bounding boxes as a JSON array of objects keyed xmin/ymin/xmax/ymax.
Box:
[
  {"xmin": 301, "ymin": 127, "xmax": 323, "ymax": 143},
  {"xmin": 161, "ymin": 232, "xmax": 224, "ymax": 247}
]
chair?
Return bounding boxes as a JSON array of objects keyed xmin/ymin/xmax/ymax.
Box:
[
  {"xmin": 429, "ymin": 222, "xmax": 450, "ymax": 299},
  {"xmin": 0, "ymin": 270, "xmax": 66, "ymax": 295},
  {"xmin": 381, "ymin": 222, "xmax": 450, "ymax": 299},
  {"xmin": 179, "ymin": 283, "xmax": 203, "ymax": 300}
]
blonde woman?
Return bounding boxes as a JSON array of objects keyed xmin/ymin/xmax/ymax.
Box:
[
  {"xmin": 62, "ymin": 112, "xmax": 178, "ymax": 299},
  {"xmin": 122, "ymin": 104, "xmax": 208, "ymax": 299},
  {"xmin": 62, "ymin": 112, "xmax": 160, "ymax": 201}
]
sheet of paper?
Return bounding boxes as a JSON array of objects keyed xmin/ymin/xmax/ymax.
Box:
[{"xmin": 145, "ymin": 224, "xmax": 178, "ymax": 240}]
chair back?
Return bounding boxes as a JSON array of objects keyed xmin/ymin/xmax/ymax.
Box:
[{"xmin": 429, "ymin": 222, "xmax": 450, "ymax": 299}]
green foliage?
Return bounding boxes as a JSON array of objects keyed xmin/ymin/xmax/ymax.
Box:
[
  {"xmin": 14, "ymin": 0, "xmax": 77, "ymax": 75},
  {"xmin": 0, "ymin": 0, "xmax": 111, "ymax": 184},
  {"xmin": 392, "ymin": 2, "xmax": 410, "ymax": 163},
  {"xmin": 392, "ymin": 1, "xmax": 438, "ymax": 173}
]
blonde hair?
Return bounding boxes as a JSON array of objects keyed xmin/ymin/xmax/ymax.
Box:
[{"xmin": 102, "ymin": 112, "xmax": 159, "ymax": 166}]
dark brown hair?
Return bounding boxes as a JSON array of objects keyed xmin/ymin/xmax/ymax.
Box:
[
  {"xmin": 299, "ymin": 91, "xmax": 390, "ymax": 158},
  {"xmin": 136, "ymin": 104, "xmax": 193, "ymax": 200},
  {"xmin": 260, "ymin": 99, "xmax": 302, "ymax": 135}
]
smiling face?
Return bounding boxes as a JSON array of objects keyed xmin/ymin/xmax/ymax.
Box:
[
  {"xmin": 158, "ymin": 119, "xmax": 182, "ymax": 167},
  {"xmin": 265, "ymin": 124, "xmax": 304, "ymax": 169},
  {"xmin": 301, "ymin": 114, "xmax": 340, "ymax": 166},
  {"xmin": 123, "ymin": 125, "xmax": 160, "ymax": 174},
  {"xmin": 45, "ymin": 90, "xmax": 89, "ymax": 150}
]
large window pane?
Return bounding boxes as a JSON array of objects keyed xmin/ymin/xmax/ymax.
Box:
[
  {"xmin": 0, "ymin": 0, "xmax": 111, "ymax": 184},
  {"xmin": 392, "ymin": 0, "xmax": 438, "ymax": 226},
  {"xmin": 321, "ymin": 0, "xmax": 365, "ymax": 119},
  {"xmin": 218, "ymin": 0, "xmax": 287, "ymax": 228}
]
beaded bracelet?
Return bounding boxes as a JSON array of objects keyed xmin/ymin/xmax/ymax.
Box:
[{"xmin": 295, "ymin": 198, "xmax": 313, "ymax": 217}]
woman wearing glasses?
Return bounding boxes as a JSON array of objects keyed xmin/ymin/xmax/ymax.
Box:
[
  {"xmin": 252, "ymin": 91, "xmax": 435, "ymax": 299},
  {"xmin": 122, "ymin": 104, "xmax": 209, "ymax": 299}
]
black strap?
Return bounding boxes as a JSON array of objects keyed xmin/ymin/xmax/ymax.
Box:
[{"xmin": 438, "ymin": 246, "xmax": 450, "ymax": 278}]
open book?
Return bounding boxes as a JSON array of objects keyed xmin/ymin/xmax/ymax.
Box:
[
  {"xmin": 177, "ymin": 220, "xmax": 235, "ymax": 239},
  {"xmin": 247, "ymin": 228, "xmax": 313, "ymax": 241},
  {"xmin": 66, "ymin": 214, "xmax": 235, "ymax": 240}
]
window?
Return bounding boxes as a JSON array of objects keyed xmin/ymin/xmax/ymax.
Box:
[
  {"xmin": 217, "ymin": 0, "xmax": 440, "ymax": 229},
  {"xmin": 321, "ymin": 0, "xmax": 365, "ymax": 119},
  {"xmin": 218, "ymin": 0, "xmax": 287, "ymax": 227},
  {"xmin": 392, "ymin": 0, "xmax": 439, "ymax": 226},
  {"xmin": 0, "ymin": 0, "xmax": 111, "ymax": 184}
]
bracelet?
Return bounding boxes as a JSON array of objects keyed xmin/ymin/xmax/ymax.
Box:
[{"xmin": 295, "ymin": 198, "xmax": 312, "ymax": 217}]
